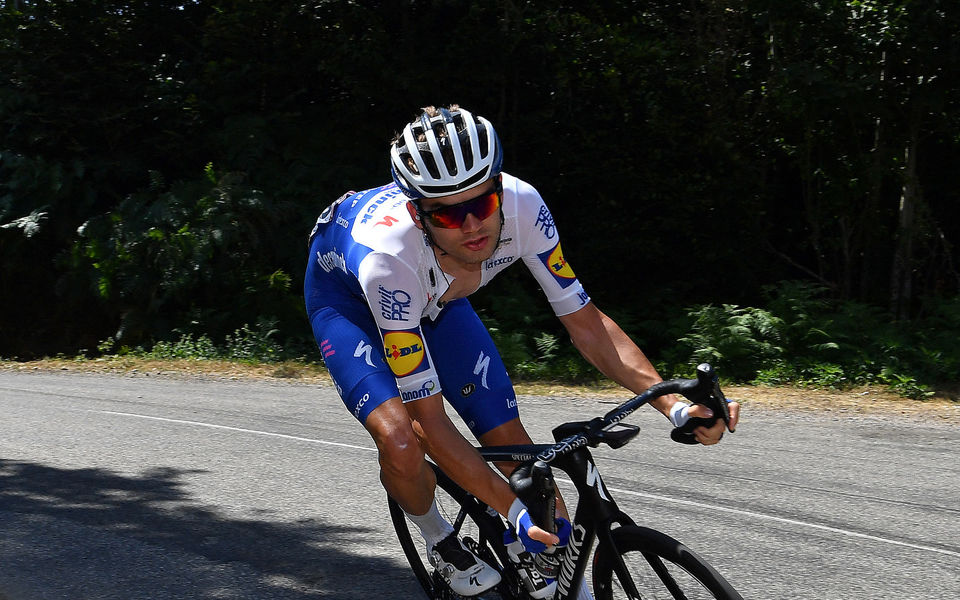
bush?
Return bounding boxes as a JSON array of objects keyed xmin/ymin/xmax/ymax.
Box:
[{"xmin": 670, "ymin": 282, "xmax": 955, "ymax": 398}]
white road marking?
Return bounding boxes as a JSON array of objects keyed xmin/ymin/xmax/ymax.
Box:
[
  {"xmin": 95, "ymin": 409, "xmax": 959, "ymax": 560},
  {"xmin": 555, "ymin": 476, "xmax": 960, "ymax": 559},
  {"xmin": 94, "ymin": 410, "xmax": 377, "ymax": 453}
]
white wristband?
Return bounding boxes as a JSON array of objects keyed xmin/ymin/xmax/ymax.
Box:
[
  {"xmin": 669, "ymin": 402, "xmax": 692, "ymax": 427},
  {"xmin": 508, "ymin": 497, "xmax": 526, "ymax": 529}
]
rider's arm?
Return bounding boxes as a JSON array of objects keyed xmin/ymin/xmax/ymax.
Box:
[
  {"xmin": 558, "ymin": 302, "xmax": 739, "ymax": 443},
  {"xmin": 403, "ymin": 392, "xmax": 560, "ymax": 546},
  {"xmin": 558, "ymin": 302, "xmax": 680, "ymax": 415}
]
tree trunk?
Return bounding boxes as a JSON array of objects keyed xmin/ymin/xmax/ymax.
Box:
[{"xmin": 890, "ymin": 111, "xmax": 922, "ymax": 320}]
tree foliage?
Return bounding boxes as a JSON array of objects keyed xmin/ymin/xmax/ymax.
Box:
[{"xmin": 1, "ymin": 1, "xmax": 958, "ymax": 388}]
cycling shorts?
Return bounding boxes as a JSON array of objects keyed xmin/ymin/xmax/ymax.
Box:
[{"xmin": 308, "ymin": 294, "xmax": 518, "ymax": 437}]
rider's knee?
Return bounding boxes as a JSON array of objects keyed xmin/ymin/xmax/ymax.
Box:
[{"xmin": 375, "ymin": 423, "xmax": 425, "ymax": 479}]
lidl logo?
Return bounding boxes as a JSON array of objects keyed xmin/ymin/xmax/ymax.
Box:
[
  {"xmin": 538, "ymin": 242, "xmax": 577, "ymax": 289},
  {"xmin": 383, "ymin": 330, "xmax": 428, "ymax": 377}
]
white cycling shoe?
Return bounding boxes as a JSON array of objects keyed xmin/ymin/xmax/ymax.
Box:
[{"xmin": 428, "ymin": 532, "xmax": 502, "ymax": 596}]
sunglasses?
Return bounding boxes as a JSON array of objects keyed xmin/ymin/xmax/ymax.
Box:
[{"xmin": 420, "ymin": 178, "xmax": 502, "ymax": 229}]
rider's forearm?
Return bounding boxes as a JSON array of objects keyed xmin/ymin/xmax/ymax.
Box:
[
  {"xmin": 563, "ymin": 303, "xmax": 682, "ymax": 418},
  {"xmin": 410, "ymin": 402, "xmax": 515, "ymax": 516}
]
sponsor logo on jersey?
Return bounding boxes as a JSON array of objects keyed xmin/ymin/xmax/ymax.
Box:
[
  {"xmin": 360, "ymin": 189, "xmax": 405, "ymax": 224},
  {"xmin": 354, "ymin": 339, "xmax": 376, "ymax": 367},
  {"xmin": 374, "ymin": 215, "xmax": 399, "ymax": 227},
  {"xmin": 537, "ymin": 242, "xmax": 577, "ymax": 288},
  {"xmin": 383, "ymin": 329, "xmax": 429, "ymax": 377},
  {"xmin": 378, "ymin": 285, "xmax": 412, "ymax": 321},
  {"xmin": 320, "ymin": 339, "xmax": 335, "ymax": 359},
  {"xmin": 461, "ymin": 383, "xmax": 476, "ymax": 397},
  {"xmin": 577, "ymin": 290, "xmax": 590, "ymax": 306},
  {"xmin": 535, "ymin": 205, "xmax": 557, "ymax": 239},
  {"xmin": 316, "ymin": 250, "xmax": 347, "ymax": 274},
  {"xmin": 401, "ymin": 380, "xmax": 437, "ymax": 402},
  {"xmin": 474, "ymin": 351, "xmax": 491, "ymax": 389},
  {"xmin": 484, "ymin": 255, "xmax": 514, "ymax": 269},
  {"xmin": 353, "ymin": 392, "xmax": 371, "ymax": 419}
]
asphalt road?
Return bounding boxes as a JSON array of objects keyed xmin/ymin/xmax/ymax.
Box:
[{"xmin": 1, "ymin": 371, "xmax": 958, "ymax": 599}]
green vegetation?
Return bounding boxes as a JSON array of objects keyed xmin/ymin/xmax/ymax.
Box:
[
  {"xmin": 96, "ymin": 319, "xmax": 289, "ymax": 364},
  {"xmin": 87, "ymin": 280, "xmax": 955, "ymax": 400},
  {"xmin": 2, "ymin": 1, "xmax": 958, "ymax": 398},
  {"xmin": 481, "ymin": 282, "xmax": 958, "ymax": 400}
]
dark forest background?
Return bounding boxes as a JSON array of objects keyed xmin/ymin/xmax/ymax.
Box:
[{"xmin": 2, "ymin": 1, "xmax": 958, "ymax": 395}]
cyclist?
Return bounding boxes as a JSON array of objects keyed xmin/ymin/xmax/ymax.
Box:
[{"xmin": 304, "ymin": 105, "xmax": 740, "ymax": 598}]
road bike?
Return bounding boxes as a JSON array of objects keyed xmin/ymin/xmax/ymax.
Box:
[{"xmin": 388, "ymin": 363, "xmax": 744, "ymax": 599}]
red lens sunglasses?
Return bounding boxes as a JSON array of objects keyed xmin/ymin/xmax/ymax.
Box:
[{"xmin": 419, "ymin": 177, "xmax": 503, "ymax": 229}]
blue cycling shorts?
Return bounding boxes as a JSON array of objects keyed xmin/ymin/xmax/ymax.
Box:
[{"xmin": 308, "ymin": 293, "xmax": 519, "ymax": 437}]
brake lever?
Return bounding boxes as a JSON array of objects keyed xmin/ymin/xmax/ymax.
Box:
[{"xmin": 670, "ymin": 363, "xmax": 732, "ymax": 445}]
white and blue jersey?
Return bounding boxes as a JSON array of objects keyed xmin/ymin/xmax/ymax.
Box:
[{"xmin": 304, "ymin": 172, "xmax": 589, "ymax": 434}]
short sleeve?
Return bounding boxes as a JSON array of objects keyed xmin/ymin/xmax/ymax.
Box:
[{"xmin": 512, "ymin": 179, "xmax": 591, "ymax": 316}]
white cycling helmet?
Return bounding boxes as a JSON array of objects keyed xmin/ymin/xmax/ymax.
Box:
[{"xmin": 390, "ymin": 106, "xmax": 503, "ymax": 199}]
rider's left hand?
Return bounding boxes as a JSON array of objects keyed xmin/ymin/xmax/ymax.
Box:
[{"xmin": 688, "ymin": 401, "xmax": 740, "ymax": 445}]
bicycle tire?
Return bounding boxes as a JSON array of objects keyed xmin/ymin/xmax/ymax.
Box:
[
  {"xmin": 388, "ymin": 462, "xmax": 528, "ymax": 600},
  {"xmin": 592, "ymin": 525, "xmax": 743, "ymax": 600}
]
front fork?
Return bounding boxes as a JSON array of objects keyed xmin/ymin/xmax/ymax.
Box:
[{"xmin": 550, "ymin": 448, "xmax": 636, "ymax": 600}]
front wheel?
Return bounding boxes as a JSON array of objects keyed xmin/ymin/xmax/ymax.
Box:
[{"xmin": 592, "ymin": 525, "xmax": 743, "ymax": 600}]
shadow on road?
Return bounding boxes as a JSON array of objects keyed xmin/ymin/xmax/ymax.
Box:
[{"xmin": 0, "ymin": 459, "xmax": 421, "ymax": 599}]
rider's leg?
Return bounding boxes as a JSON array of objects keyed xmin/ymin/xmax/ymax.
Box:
[
  {"xmin": 365, "ymin": 396, "xmax": 502, "ymax": 594},
  {"xmin": 363, "ymin": 396, "xmax": 437, "ymax": 515},
  {"xmin": 305, "ymin": 304, "xmax": 455, "ymax": 545},
  {"xmin": 363, "ymin": 397, "xmax": 462, "ymax": 549}
]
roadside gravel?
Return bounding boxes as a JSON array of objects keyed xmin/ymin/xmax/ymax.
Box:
[{"xmin": 3, "ymin": 357, "xmax": 958, "ymax": 426}]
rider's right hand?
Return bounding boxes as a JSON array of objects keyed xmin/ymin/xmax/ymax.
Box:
[
  {"xmin": 508, "ymin": 498, "xmax": 570, "ymax": 553},
  {"xmin": 670, "ymin": 399, "xmax": 740, "ymax": 445}
]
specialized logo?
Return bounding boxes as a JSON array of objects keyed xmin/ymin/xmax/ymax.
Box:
[
  {"xmin": 537, "ymin": 242, "xmax": 577, "ymax": 289},
  {"xmin": 354, "ymin": 340, "xmax": 376, "ymax": 367},
  {"xmin": 585, "ymin": 460, "xmax": 611, "ymax": 502},
  {"xmin": 383, "ymin": 329, "xmax": 428, "ymax": 376},
  {"xmin": 375, "ymin": 215, "xmax": 399, "ymax": 227},
  {"xmin": 401, "ymin": 380, "xmax": 437, "ymax": 402},
  {"xmin": 535, "ymin": 205, "xmax": 556, "ymax": 239},
  {"xmin": 474, "ymin": 351, "xmax": 491, "ymax": 389},
  {"xmin": 378, "ymin": 285, "xmax": 412, "ymax": 321},
  {"xmin": 461, "ymin": 383, "xmax": 476, "ymax": 397}
]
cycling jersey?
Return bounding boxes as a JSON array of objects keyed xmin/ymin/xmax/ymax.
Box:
[{"xmin": 305, "ymin": 172, "xmax": 590, "ymax": 430}]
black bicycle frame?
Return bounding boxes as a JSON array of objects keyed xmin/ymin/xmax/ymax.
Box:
[{"xmin": 477, "ymin": 442, "xmax": 640, "ymax": 600}]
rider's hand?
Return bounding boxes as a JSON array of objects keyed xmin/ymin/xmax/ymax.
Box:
[
  {"xmin": 670, "ymin": 399, "xmax": 740, "ymax": 445},
  {"xmin": 508, "ymin": 498, "xmax": 570, "ymax": 553},
  {"xmin": 687, "ymin": 401, "xmax": 740, "ymax": 445}
]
